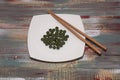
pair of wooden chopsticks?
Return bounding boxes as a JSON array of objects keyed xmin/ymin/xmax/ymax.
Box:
[{"xmin": 47, "ymin": 10, "xmax": 107, "ymax": 55}]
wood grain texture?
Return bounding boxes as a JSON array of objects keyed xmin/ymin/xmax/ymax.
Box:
[{"xmin": 0, "ymin": 0, "xmax": 120, "ymax": 79}]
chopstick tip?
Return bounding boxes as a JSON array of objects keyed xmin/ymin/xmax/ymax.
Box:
[
  {"xmin": 104, "ymin": 47, "xmax": 107, "ymax": 52},
  {"xmin": 97, "ymin": 51, "xmax": 102, "ymax": 56},
  {"xmin": 98, "ymin": 53, "xmax": 102, "ymax": 56}
]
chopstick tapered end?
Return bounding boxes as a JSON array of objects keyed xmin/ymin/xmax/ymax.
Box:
[
  {"xmin": 97, "ymin": 51, "xmax": 102, "ymax": 56},
  {"xmin": 104, "ymin": 47, "xmax": 107, "ymax": 52}
]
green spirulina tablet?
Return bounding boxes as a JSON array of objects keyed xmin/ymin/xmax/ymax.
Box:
[{"xmin": 41, "ymin": 26, "xmax": 69, "ymax": 50}]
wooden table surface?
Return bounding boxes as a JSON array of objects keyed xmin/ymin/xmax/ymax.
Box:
[{"xmin": 0, "ymin": 0, "xmax": 120, "ymax": 80}]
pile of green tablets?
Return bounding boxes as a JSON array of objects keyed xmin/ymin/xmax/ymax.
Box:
[{"xmin": 41, "ymin": 26, "xmax": 69, "ymax": 50}]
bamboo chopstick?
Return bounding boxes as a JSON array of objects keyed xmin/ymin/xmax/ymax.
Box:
[{"xmin": 47, "ymin": 10, "xmax": 107, "ymax": 55}]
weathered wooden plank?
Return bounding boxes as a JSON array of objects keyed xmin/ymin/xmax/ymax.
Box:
[
  {"xmin": 0, "ymin": 44, "xmax": 120, "ymax": 69},
  {"xmin": 75, "ymin": 61, "xmax": 120, "ymax": 69},
  {"xmin": 0, "ymin": 2, "xmax": 119, "ymax": 10},
  {"xmin": 82, "ymin": 18, "xmax": 120, "ymax": 24},
  {"xmin": 0, "ymin": 67, "xmax": 120, "ymax": 80},
  {"xmin": 84, "ymin": 23, "xmax": 120, "ymax": 30},
  {"xmin": 59, "ymin": 2, "xmax": 120, "ymax": 8},
  {"xmin": 1, "ymin": 15, "xmax": 120, "ymax": 23},
  {"xmin": 0, "ymin": 67, "xmax": 48, "ymax": 77},
  {"xmin": 0, "ymin": 2, "xmax": 119, "ymax": 17},
  {"xmin": 0, "ymin": 53, "xmax": 120, "ymax": 62},
  {"xmin": 0, "ymin": 66, "xmax": 119, "ymax": 79},
  {"xmin": 0, "ymin": 18, "xmax": 120, "ymax": 29},
  {"xmin": 51, "ymin": 68, "xmax": 120, "ymax": 80},
  {"xmin": 0, "ymin": 7, "xmax": 119, "ymax": 16},
  {"xmin": 0, "ymin": 67, "xmax": 119, "ymax": 80}
]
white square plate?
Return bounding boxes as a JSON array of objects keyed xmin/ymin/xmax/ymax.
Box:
[{"xmin": 28, "ymin": 14, "xmax": 85, "ymax": 62}]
